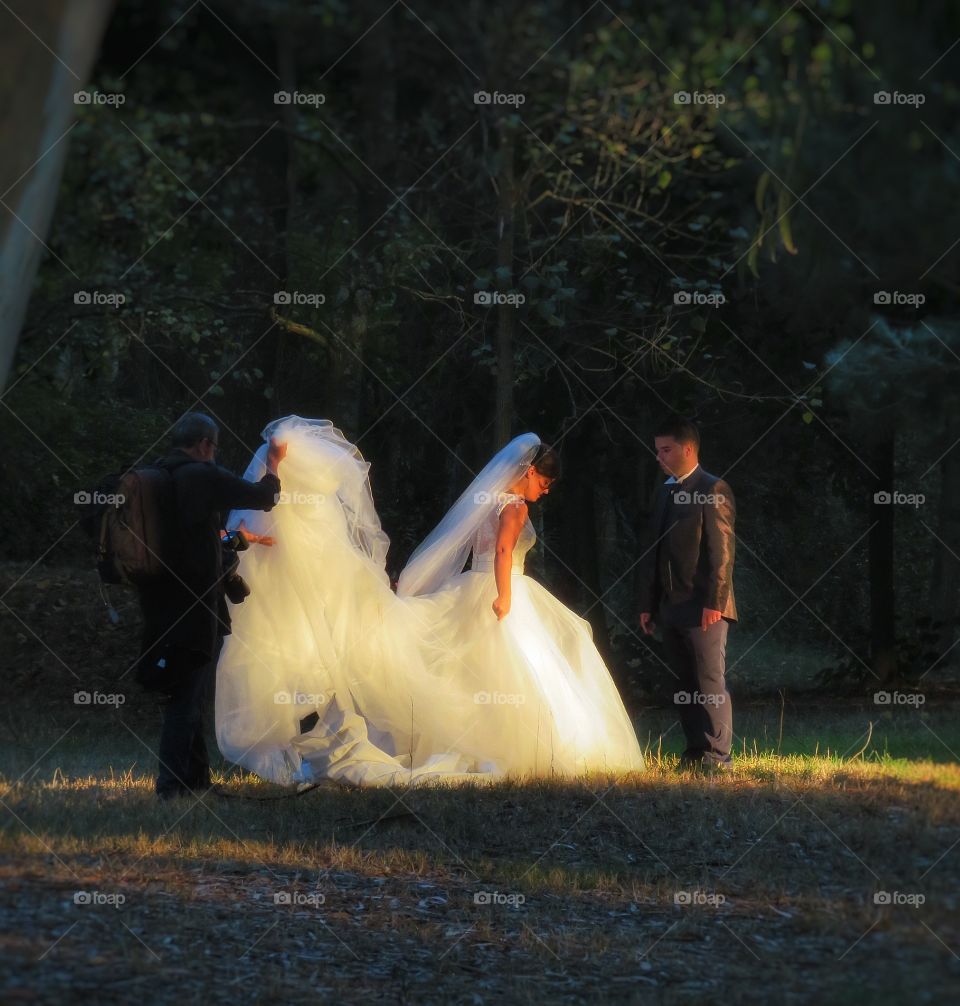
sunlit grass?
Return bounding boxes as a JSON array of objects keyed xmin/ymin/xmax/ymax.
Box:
[{"xmin": 1, "ymin": 710, "xmax": 957, "ymax": 1001}]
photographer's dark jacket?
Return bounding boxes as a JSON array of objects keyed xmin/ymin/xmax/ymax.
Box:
[
  {"xmin": 636, "ymin": 465, "xmax": 737, "ymax": 628},
  {"xmin": 137, "ymin": 449, "xmax": 280, "ymax": 662}
]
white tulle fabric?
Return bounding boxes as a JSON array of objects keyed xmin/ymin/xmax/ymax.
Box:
[{"xmin": 215, "ymin": 416, "xmax": 644, "ymax": 787}]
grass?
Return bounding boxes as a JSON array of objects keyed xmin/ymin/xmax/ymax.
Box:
[
  {"xmin": 1, "ymin": 704, "xmax": 958, "ymax": 1004},
  {"xmin": 2, "ymin": 563, "xmax": 958, "ymax": 1000}
]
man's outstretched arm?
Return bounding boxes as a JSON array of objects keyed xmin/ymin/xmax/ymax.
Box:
[{"xmin": 212, "ymin": 437, "xmax": 287, "ymax": 512}]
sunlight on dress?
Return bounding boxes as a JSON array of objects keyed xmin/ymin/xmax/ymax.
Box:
[{"xmin": 215, "ymin": 417, "xmax": 644, "ymax": 787}]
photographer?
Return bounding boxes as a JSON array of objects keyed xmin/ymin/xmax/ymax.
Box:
[{"xmin": 136, "ymin": 412, "xmax": 286, "ymax": 801}]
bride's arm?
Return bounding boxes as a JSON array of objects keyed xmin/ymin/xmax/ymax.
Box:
[{"xmin": 492, "ymin": 501, "xmax": 527, "ymax": 620}]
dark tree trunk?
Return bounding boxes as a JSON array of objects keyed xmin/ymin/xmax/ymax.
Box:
[
  {"xmin": 328, "ymin": 0, "xmax": 397, "ymax": 436},
  {"xmin": 553, "ymin": 422, "xmax": 613, "ymax": 659},
  {"xmin": 0, "ymin": 0, "xmax": 115, "ymax": 390},
  {"xmin": 494, "ymin": 117, "xmax": 516, "ymax": 448},
  {"xmin": 867, "ymin": 417, "xmax": 897, "ymax": 682},
  {"xmin": 271, "ymin": 19, "xmax": 298, "ymax": 413},
  {"xmin": 929, "ymin": 419, "xmax": 960, "ymax": 664}
]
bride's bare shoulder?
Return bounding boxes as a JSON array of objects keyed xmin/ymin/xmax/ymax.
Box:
[{"xmin": 497, "ymin": 493, "xmax": 528, "ymax": 523}]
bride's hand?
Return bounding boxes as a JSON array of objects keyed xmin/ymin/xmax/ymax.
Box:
[{"xmin": 492, "ymin": 595, "xmax": 510, "ymax": 621}]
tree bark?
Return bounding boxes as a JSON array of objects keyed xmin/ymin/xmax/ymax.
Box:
[{"xmin": 0, "ymin": 0, "xmax": 116, "ymax": 391}]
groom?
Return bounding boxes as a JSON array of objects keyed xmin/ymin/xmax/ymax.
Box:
[{"xmin": 637, "ymin": 416, "xmax": 737, "ymax": 768}]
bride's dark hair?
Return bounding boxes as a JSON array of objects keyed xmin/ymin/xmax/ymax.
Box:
[{"xmin": 531, "ymin": 442, "xmax": 561, "ymax": 479}]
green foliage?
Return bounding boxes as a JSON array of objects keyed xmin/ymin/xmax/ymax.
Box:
[
  {"xmin": 7, "ymin": 0, "xmax": 960, "ymax": 685},
  {"xmin": 0, "ymin": 384, "xmax": 172, "ymax": 564}
]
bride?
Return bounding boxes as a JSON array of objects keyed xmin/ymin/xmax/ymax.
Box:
[{"xmin": 215, "ymin": 416, "xmax": 643, "ymax": 787}]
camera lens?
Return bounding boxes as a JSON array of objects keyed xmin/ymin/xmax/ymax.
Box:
[{"xmin": 224, "ymin": 573, "xmax": 250, "ymax": 604}]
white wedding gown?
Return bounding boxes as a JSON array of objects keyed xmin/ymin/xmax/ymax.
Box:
[{"xmin": 215, "ymin": 418, "xmax": 643, "ymax": 787}]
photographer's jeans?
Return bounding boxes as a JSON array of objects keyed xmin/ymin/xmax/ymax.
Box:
[
  {"xmin": 662, "ymin": 619, "xmax": 733, "ymax": 764},
  {"xmin": 156, "ymin": 636, "xmax": 224, "ymax": 798}
]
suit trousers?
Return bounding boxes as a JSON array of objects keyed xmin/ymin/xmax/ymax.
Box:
[{"xmin": 661, "ymin": 619, "xmax": 733, "ymax": 763}]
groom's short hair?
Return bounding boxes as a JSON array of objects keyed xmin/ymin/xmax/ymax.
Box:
[{"xmin": 655, "ymin": 415, "xmax": 700, "ymax": 450}]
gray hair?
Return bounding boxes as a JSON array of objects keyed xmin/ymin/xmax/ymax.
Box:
[{"xmin": 171, "ymin": 411, "xmax": 219, "ymax": 448}]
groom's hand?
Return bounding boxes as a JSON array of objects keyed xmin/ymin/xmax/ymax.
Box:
[
  {"xmin": 639, "ymin": 612, "xmax": 655, "ymax": 635},
  {"xmin": 701, "ymin": 608, "xmax": 723, "ymax": 632}
]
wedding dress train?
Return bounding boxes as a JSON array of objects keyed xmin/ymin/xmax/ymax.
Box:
[{"xmin": 215, "ymin": 417, "xmax": 643, "ymax": 787}]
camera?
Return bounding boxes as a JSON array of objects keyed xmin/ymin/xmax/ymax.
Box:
[{"xmin": 221, "ymin": 529, "xmax": 251, "ymax": 604}]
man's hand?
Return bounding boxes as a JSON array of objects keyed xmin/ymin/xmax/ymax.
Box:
[
  {"xmin": 267, "ymin": 437, "xmax": 287, "ymax": 473},
  {"xmin": 639, "ymin": 612, "xmax": 655, "ymax": 635},
  {"xmin": 701, "ymin": 607, "xmax": 723, "ymax": 632},
  {"xmin": 236, "ymin": 520, "xmax": 276, "ymax": 547}
]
